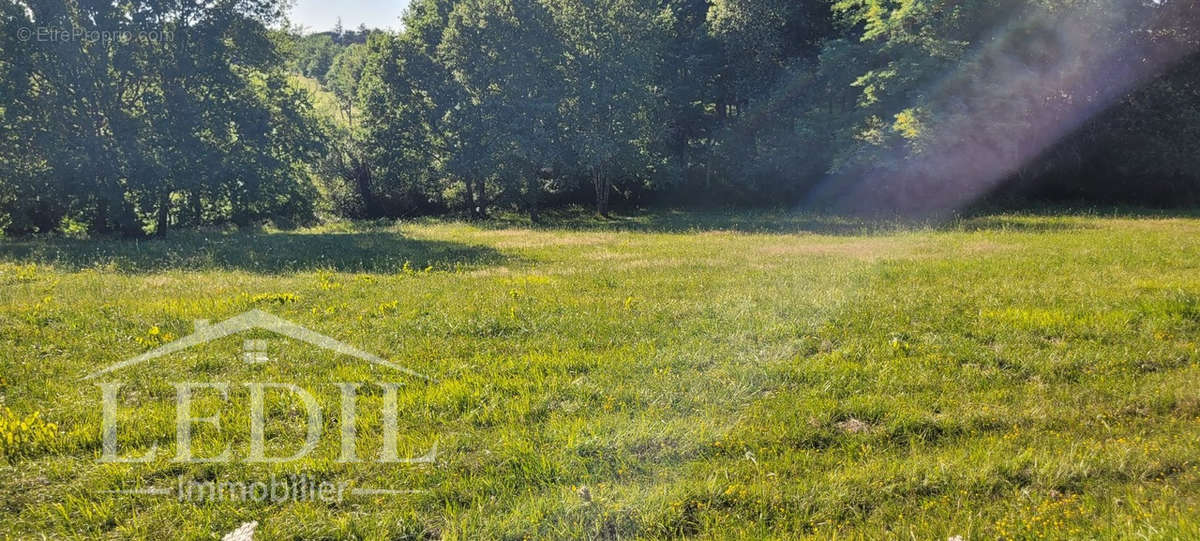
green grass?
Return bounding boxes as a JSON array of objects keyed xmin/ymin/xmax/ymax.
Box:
[{"xmin": 1, "ymin": 210, "xmax": 1199, "ymax": 539}]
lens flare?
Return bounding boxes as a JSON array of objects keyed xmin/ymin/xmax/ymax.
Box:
[{"xmin": 803, "ymin": 1, "xmax": 1200, "ymax": 216}]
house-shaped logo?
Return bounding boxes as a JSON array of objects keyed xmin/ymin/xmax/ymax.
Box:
[
  {"xmin": 84, "ymin": 309, "xmax": 430, "ymax": 381},
  {"xmin": 93, "ymin": 308, "xmax": 438, "ymax": 511}
]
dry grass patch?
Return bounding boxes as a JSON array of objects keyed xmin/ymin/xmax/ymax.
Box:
[{"xmin": 756, "ymin": 237, "xmax": 926, "ymax": 261}]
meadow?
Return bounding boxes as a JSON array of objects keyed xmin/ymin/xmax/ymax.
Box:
[{"xmin": 0, "ymin": 210, "xmax": 1198, "ymax": 539}]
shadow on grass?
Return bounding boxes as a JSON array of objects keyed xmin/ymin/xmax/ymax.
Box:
[
  {"xmin": 475, "ymin": 209, "xmax": 902, "ymax": 235},
  {"xmin": 0, "ymin": 231, "xmax": 510, "ymax": 274},
  {"xmin": 475, "ymin": 208, "xmax": 1104, "ymax": 236},
  {"xmin": 938, "ymin": 216, "xmax": 1090, "ymax": 233}
]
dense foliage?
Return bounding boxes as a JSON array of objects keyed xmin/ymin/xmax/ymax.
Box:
[
  {"xmin": 3, "ymin": 0, "xmax": 1200, "ymax": 233},
  {"xmin": 0, "ymin": 0, "xmax": 322, "ymax": 235},
  {"xmin": 310, "ymin": 0, "xmax": 1200, "ymax": 221}
]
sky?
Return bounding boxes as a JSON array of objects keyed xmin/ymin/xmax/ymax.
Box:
[{"xmin": 289, "ymin": 0, "xmax": 411, "ymax": 33}]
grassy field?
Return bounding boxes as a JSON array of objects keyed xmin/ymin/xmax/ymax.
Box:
[{"xmin": 1, "ymin": 210, "xmax": 1199, "ymax": 539}]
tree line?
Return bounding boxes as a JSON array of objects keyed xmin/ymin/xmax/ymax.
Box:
[
  {"xmin": 3, "ymin": 0, "xmax": 1200, "ymax": 235},
  {"xmin": 1, "ymin": 0, "xmax": 322, "ymax": 235}
]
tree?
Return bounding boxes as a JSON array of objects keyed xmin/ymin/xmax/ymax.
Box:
[
  {"xmin": 400, "ymin": 0, "xmax": 491, "ymax": 219},
  {"xmin": 803, "ymin": 0, "xmax": 1200, "ymax": 213},
  {"xmin": 297, "ymin": 34, "xmax": 338, "ymax": 81},
  {"xmin": 356, "ymin": 33, "xmax": 443, "ymax": 217},
  {"xmin": 550, "ymin": 0, "xmax": 665, "ymax": 216},
  {"xmin": 0, "ymin": 0, "xmax": 321, "ymax": 235},
  {"xmin": 439, "ymin": 0, "xmax": 566, "ymax": 221},
  {"xmin": 321, "ymin": 43, "xmax": 371, "ymax": 218}
]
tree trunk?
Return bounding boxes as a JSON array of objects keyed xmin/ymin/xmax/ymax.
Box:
[
  {"xmin": 92, "ymin": 197, "xmax": 110, "ymax": 234},
  {"xmin": 526, "ymin": 175, "xmax": 540, "ymax": 223},
  {"xmin": 706, "ymin": 139, "xmax": 716, "ymax": 191},
  {"xmin": 352, "ymin": 158, "xmax": 375, "ymax": 218},
  {"xmin": 680, "ymin": 132, "xmax": 691, "ymax": 181},
  {"xmin": 475, "ymin": 178, "xmax": 488, "ymax": 218},
  {"xmin": 190, "ymin": 189, "xmax": 203, "ymax": 226},
  {"xmin": 464, "ymin": 177, "xmax": 478, "ymax": 220},
  {"xmin": 593, "ymin": 166, "xmax": 611, "ymax": 217},
  {"xmin": 156, "ymin": 192, "xmax": 170, "ymax": 236},
  {"xmin": 230, "ymin": 189, "xmax": 247, "ymax": 227}
]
